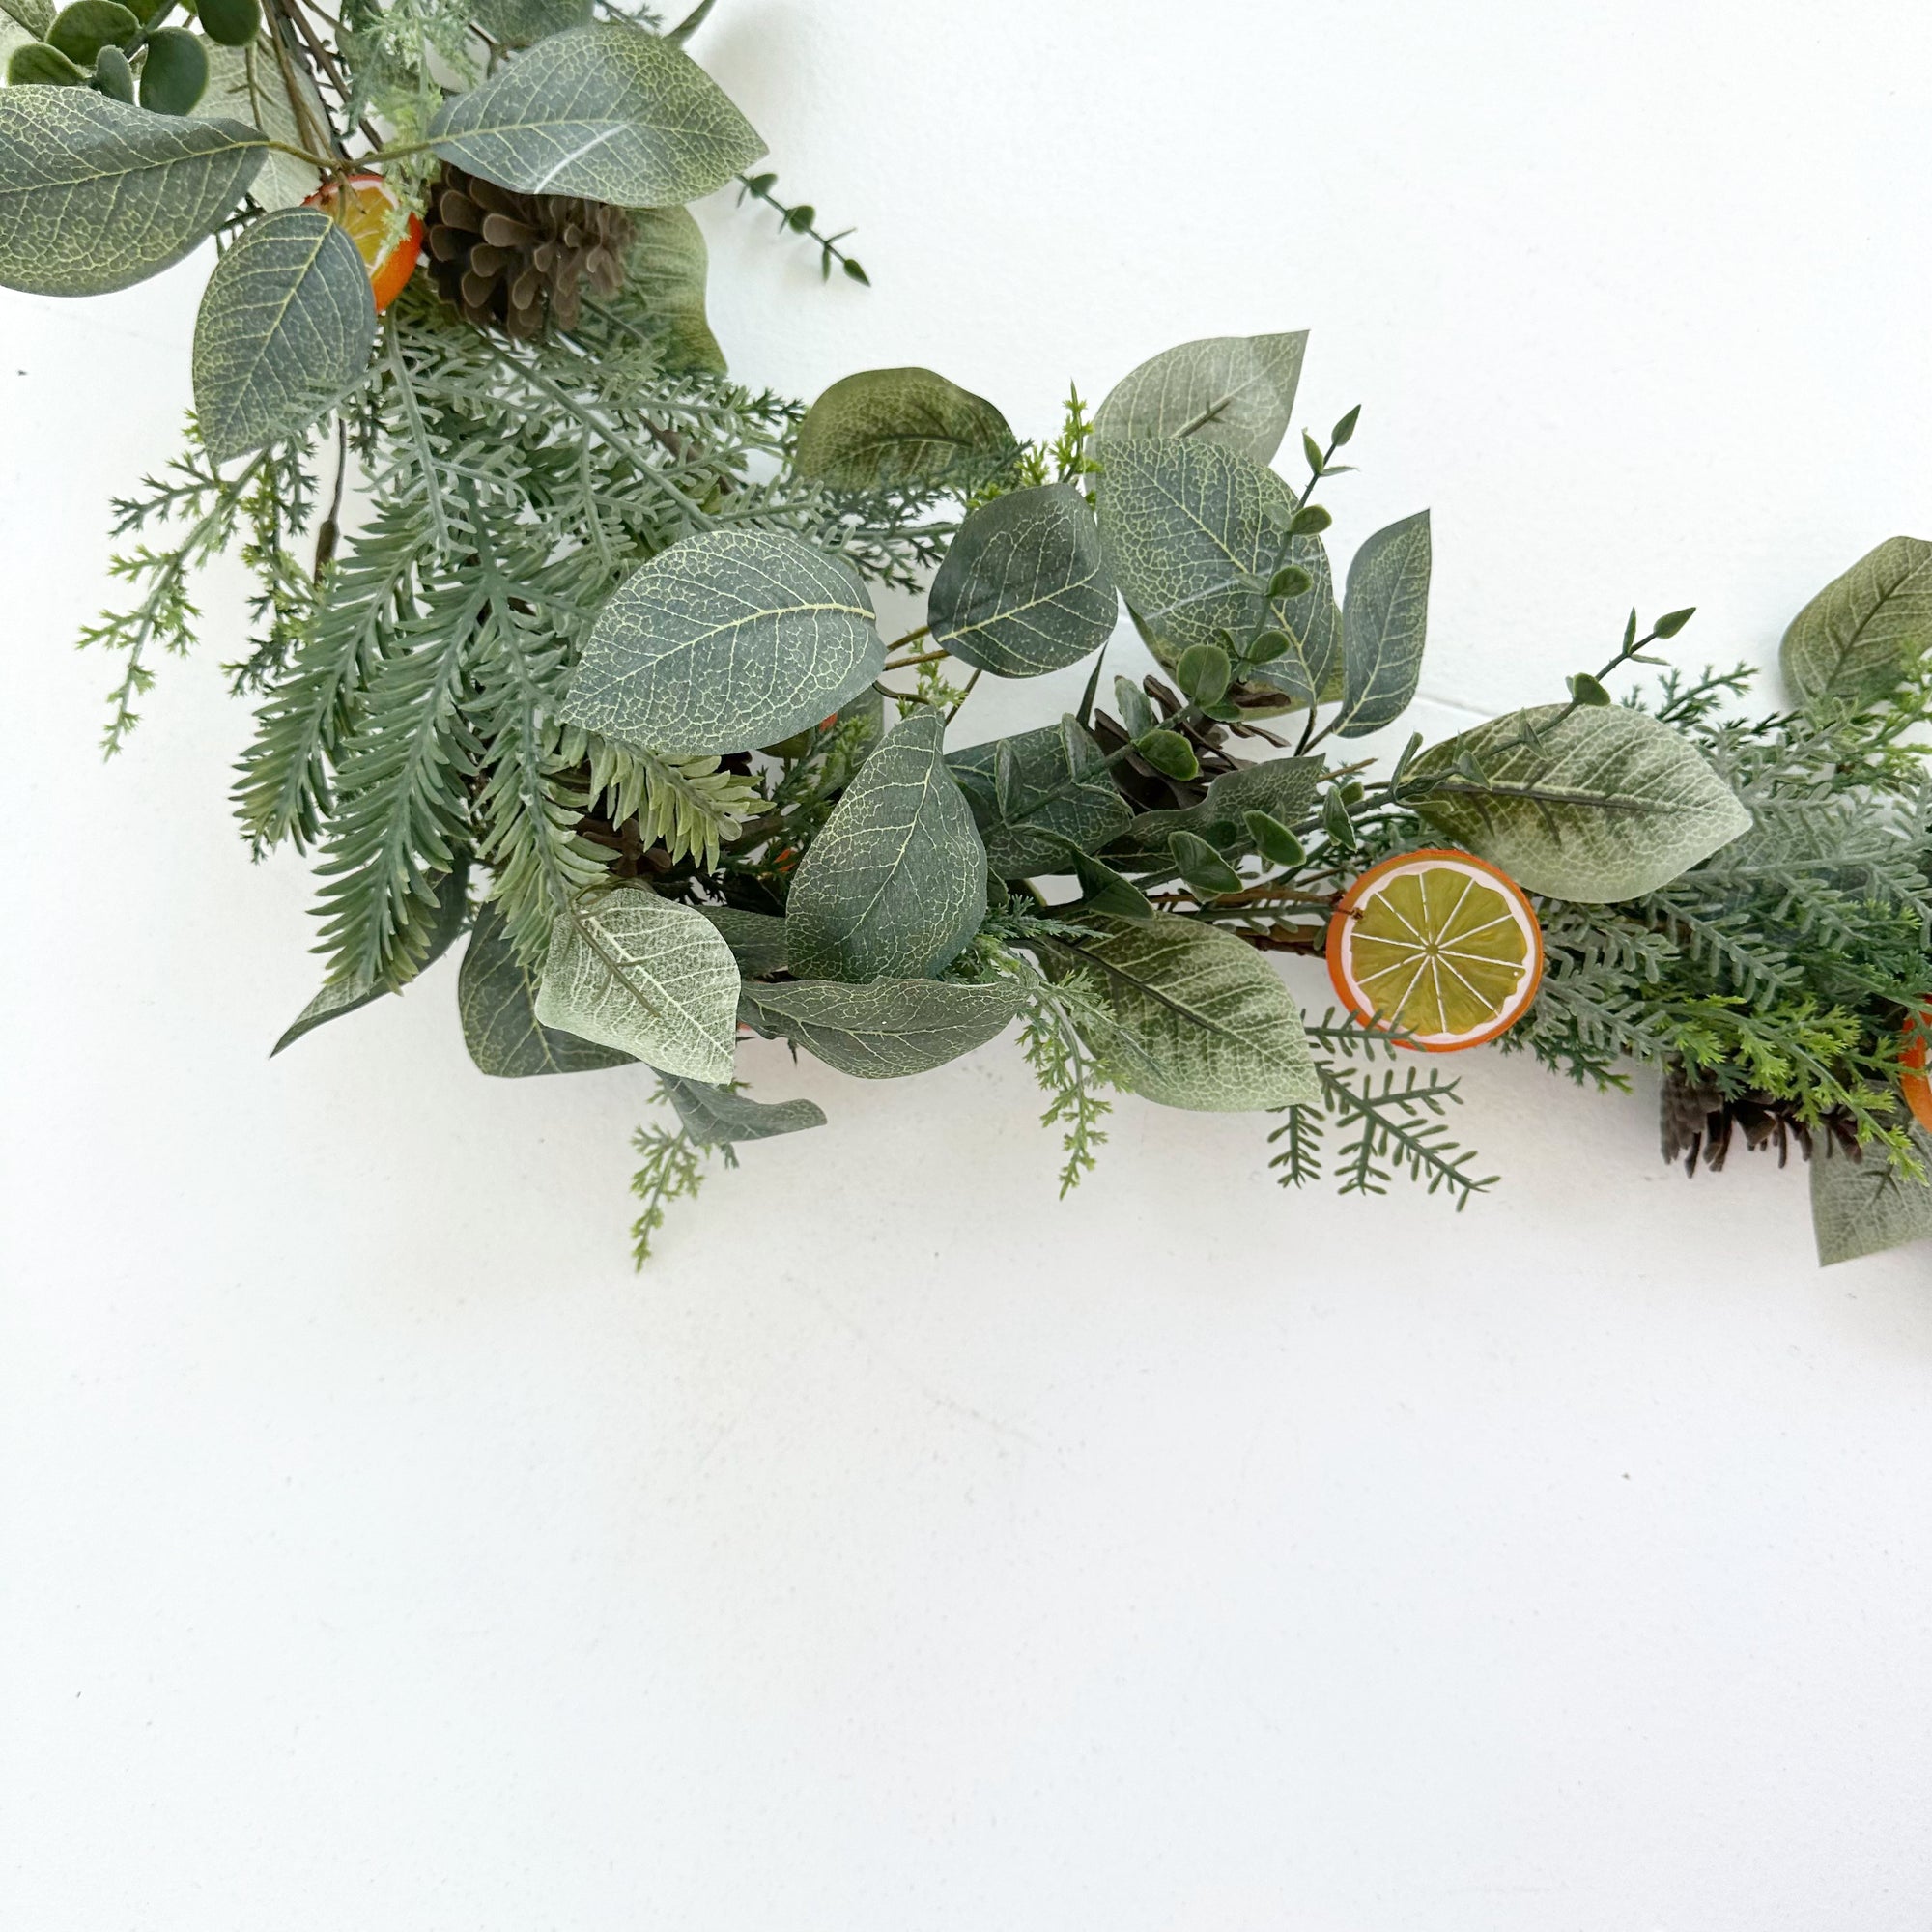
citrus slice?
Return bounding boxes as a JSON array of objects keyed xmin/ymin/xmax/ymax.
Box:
[
  {"xmin": 1327, "ymin": 847, "xmax": 1543, "ymax": 1052},
  {"xmin": 1900, "ymin": 1009, "xmax": 1932, "ymax": 1133},
  {"xmin": 303, "ymin": 174, "xmax": 423, "ymax": 314}
]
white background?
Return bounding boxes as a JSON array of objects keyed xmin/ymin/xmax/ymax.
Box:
[{"xmin": 6, "ymin": 2, "xmax": 1932, "ymax": 1925}]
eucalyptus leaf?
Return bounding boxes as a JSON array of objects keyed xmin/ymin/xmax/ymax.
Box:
[
  {"xmin": 1094, "ymin": 331, "xmax": 1308, "ymax": 465},
  {"xmin": 1043, "ymin": 913, "xmax": 1319, "ymax": 1111},
  {"xmin": 785, "ymin": 707, "xmax": 988, "ymax": 980},
  {"xmin": 563, "ymin": 530, "xmax": 882, "ymax": 755},
  {"xmin": 45, "ymin": 0, "xmax": 136, "ymax": 66},
  {"xmin": 660, "ymin": 1074, "xmax": 825, "ymax": 1146},
  {"xmin": 696, "ymin": 904, "xmax": 788, "ymax": 979},
  {"xmin": 948, "ymin": 718, "xmax": 1131, "ymax": 877},
  {"xmin": 740, "ymin": 977, "xmax": 1022, "ymax": 1080},
  {"xmin": 1334, "ymin": 509, "xmax": 1432, "ymax": 738},
  {"xmin": 272, "ymin": 862, "xmax": 469, "ymax": 1056},
  {"xmin": 429, "ymin": 22, "xmax": 762, "ymax": 206},
  {"xmin": 7, "ymin": 38, "xmax": 85, "ymax": 83},
  {"xmin": 1408, "ymin": 704, "xmax": 1750, "ymax": 900},
  {"xmin": 137, "ymin": 26, "xmax": 205, "ymax": 114},
  {"xmin": 533, "ymin": 886, "xmax": 740, "ymax": 1083},
  {"xmin": 1780, "ymin": 535, "xmax": 1932, "ymax": 709},
  {"xmin": 0, "ymin": 0, "xmax": 56, "ymax": 38},
  {"xmin": 189, "ymin": 41, "xmax": 321, "ymax": 207},
  {"xmin": 458, "ymin": 902, "xmax": 635, "ymax": 1077},
  {"xmin": 794, "ymin": 366, "xmax": 1016, "ymax": 493},
  {"xmin": 1810, "ymin": 1130, "xmax": 1932, "ymax": 1266},
  {"xmin": 470, "ymin": 0, "xmax": 590, "ymax": 48},
  {"xmin": 927, "ymin": 483, "xmax": 1117, "ymax": 677},
  {"xmin": 0, "ymin": 87, "xmax": 264, "ymax": 295},
  {"xmin": 1111, "ymin": 755, "xmax": 1322, "ymax": 853},
  {"xmin": 192, "ymin": 209, "xmax": 377, "ymax": 462},
  {"xmin": 626, "ymin": 203, "xmax": 724, "ymax": 373},
  {"xmin": 1096, "ymin": 436, "xmax": 1336, "ymax": 702}
]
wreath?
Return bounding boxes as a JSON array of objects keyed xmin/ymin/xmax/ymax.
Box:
[{"xmin": 4, "ymin": 0, "xmax": 1929, "ymax": 1267}]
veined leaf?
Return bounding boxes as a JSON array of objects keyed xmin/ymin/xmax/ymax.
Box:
[
  {"xmin": 272, "ymin": 861, "xmax": 469, "ymax": 1056},
  {"xmin": 1409, "ymin": 704, "xmax": 1750, "ymax": 901},
  {"xmin": 1780, "ymin": 535, "xmax": 1932, "ymax": 708},
  {"xmin": 190, "ymin": 41, "xmax": 323, "ymax": 210},
  {"xmin": 696, "ymin": 904, "xmax": 788, "ymax": 978},
  {"xmin": 429, "ymin": 21, "xmax": 763, "ymax": 206},
  {"xmin": 660, "ymin": 1075, "xmax": 825, "ymax": 1146},
  {"xmin": 1111, "ymin": 755, "xmax": 1322, "ymax": 852},
  {"xmin": 459, "ymin": 901, "xmax": 634, "ymax": 1077},
  {"xmin": 1811, "ymin": 1130, "xmax": 1932, "ymax": 1266},
  {"xmin": 563, "ymin": 530, "xmax": 882, "ymax": 755},
  {"xmin": 786, "ymin": 707, "xmax": 988, "ymax": 980},
  {"xmin": 0, "ymin": 88, "xmax": 265, "ymax": 295},
  {"xmin": 1043, "ymin": 913, "xmax": 1319, "ymax": 1112},
  {"xmin": 534, "ymin": 886, "xmax": 740, "ymax": 1083},
  {"xmin": 948, "ymin": 718, "xmax": 1130, "ymax": 877},
  {"xmin": 0, "ymin": 0, "xmax": 57, "ymax": 37},
  {"xmin": 626, "ymin": 204, "xmax": 724, "ymax": 373},
  {"xmin": 740, "ymin": 977, "xmax": 1022, "ymax": 1079},
  {"xmin": 471, "ymin": 0, "xmax": 590, "ymax": 47},
  {"xmin": 794, "ymin": 366, "xmax": 1016, "ymax": 493},
  {"xmin": 1096, "ymin": 436, "xmax": 1336, "ymax": 702},
  {"xmin": 192, "ymin": 210, "xmax": 377, "ymax": 462},
  {"xmin": 1094, "ymin": 331, "xmax": 1308, "ymax": 465},
  {"xmin": 927, "ymin": 483, "xmax": 1117, "ymax": 677},
  {"xmin": 1334, "ymin": 510, "xmax": 1431, "ymax": 738}
]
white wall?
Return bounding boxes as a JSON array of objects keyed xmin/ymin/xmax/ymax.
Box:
[{"xmin": 6, "ymin": 4, "xmax": 1932, "ymax": 1926}]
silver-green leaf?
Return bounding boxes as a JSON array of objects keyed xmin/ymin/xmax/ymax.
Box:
[
  {"xmin": 563, "ymin": 530, "xmax": 882, "ymax": 755},
  {"xmin": 1113, "ymin": 754, "xmax": 1322, "ymax": 852},
  {"xmin": 927, "ymin": 483, "xmax": 1117, "ymax": 678},
  {"xmin": 1094, "ymin": 331, "xmax": 1308, "ymax": 465},
  {"xmin": 1096, "ymin": 436, "xmax": 1336, "ymax": 702},
  {"xmin": 470, "ymin": 0, "xmax": 589, "ymax": 47},
  {"xmin": 1780, "ymin": 536, "xmax": 1932, "ymax": 709},
  {"xmin": 660, "ymin": 1074, "xmax": 825, "ymax": 1146},
  {"xmin": 1044, "ymin": 913, "xmax": 1319, "ymax": 1112},
  {"xmin": 428, "ymin": 21, "xmax": 763, "ymax": 206},
  {"xmin": 1810, "ymin": 1132, "xmax": 1932, "ymax": 1266},
  {"xmin": 626, "ymin": 203, "xmax": 724, "ymax": 373},
  {"xmin": 948, "ymin": 718, "xmax": 1131, "ymax": 877},
  {"xmin": 192, "ymin": 209, "xmax": 377, "ymax": 463},
  {"xmin": 696, "ymin": 905, "xmax": 788, "ymax": 979},
  {"xmin": 740, "ymin": 977, "xmax": 1022, "ymax": 1080},
  {"xmin": 459, "ymin": 901, "xmax": 635, "ymax": 1077},
  {"xmin": 533, "ymin": 887, "xmax": 740, "ymax": 1083},
  {"xmin": 190, "ymin": 42, "xmax": 324, "ymax": 210},
  {"xmin": 1334, "ymin": 509, "xmax": 1431, "ymax": 738},
  {"xmin": 785, "ymin": 707, "xmax": 988, "ymax": 981},
  {"xmin": 0, "ymin": 88, "xmax": 265, "ymax": 295},
  {"xmin": 1409, "ymin": 705, "xmax": 1750, "ymax": 901},
  {"xmin": 794, "ymin": 366, "xmax": 1016, "ymax": 493}
]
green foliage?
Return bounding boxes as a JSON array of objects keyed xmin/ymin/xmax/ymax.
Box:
[
  {"xmin": 1094, "ymin": 330, "xmax": 1307, "ymax": 465},
  {"xmin": 629, "ymin": 1111, "xmax": 708, "ymax": 1265},
  {"xmin": 795, "ymin": 365, "xmax": 1017, "ymax": 493}
]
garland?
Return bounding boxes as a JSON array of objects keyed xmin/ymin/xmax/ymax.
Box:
[{"xmin": 4, "ymin": 0, "xmax": 1930, "ymax": 1269}]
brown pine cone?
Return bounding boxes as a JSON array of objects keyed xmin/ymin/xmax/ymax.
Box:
[{"xmin": 422, "ymin": 165, "xmax": 634, "ymax": 339}]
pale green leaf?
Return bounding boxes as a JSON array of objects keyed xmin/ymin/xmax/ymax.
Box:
[
  {"xmin": 626, "ymin": 203, "xmax": 724, "ymax": 373},
  {"xmin": 1335, "ymin": 509, "xmax": 1431, "ymax": 738},
  {"xmin": 192, "ymin": 209, "xmax": 376, "ymax": 462},
  {"xmin": 785, "ymin": 707, "xmax": 988, "ymax": 980},
  {"xmin": 660, "ymin": 1075, "xmax": 825, "ymax": 1145},
  {"xmin": 190, "ymin": 42, "xmax": 324, "ymax": 211},
  {"xmin": 696, "ymin": 904, "xmax": 787, "ymax": 978},
  {"xmin": 1043, "ymin": 913, "xmax": 1319, "ymax": 1112},
  {"xmin": 1811, "ymin": 1130, "xmax": 1932, "ymax": 1265},
  {"xmin": 459, "ymin": 901, "xmax": 635, "ymax": 1077},
  {"xmin": 563, "ymin": 530, "xmax": 882, "ymax": 755},
  {"xmin": 429, "ymin": 21, "xmax": 762, "ymax": 206},
  {"xmin": 0, "ymin": 88, "xmax": 265, "ymax": 295},
  {"xmin": 0, "ymin": 0, "xmax": 57, "ymax": 39},
  {"xmin": 1096, "ymin": 436, "xmax": 1336, "ymax": 702},
  {"xmin": 948, "ymin": 718, "xmax": 1130, "ymax": 876},
  {"xmin": 533, "ymin": 886, "xmax": 740, "ymax": 1082},
  {"xmin": 1780, "ymin": 535, "xmax": 1932, "ymax": 708},
  {"xmin": 795, "ymin": 366, "xmax": 1016, "ymax": 493},
  {"xmin": 1409, "ymin": 705, "xmax": 1750, "ymax": 901},
  {"xmin": 927, "ymin": 483, "xmax": 1117, "ymax": 677},
  {"xmin": 740, "ymin": 977, "xmax": 1021, "ymax": 1079},
  {"xmin": 1094, "ymin": 331, "xmax": 1307, "ymax": 465}
]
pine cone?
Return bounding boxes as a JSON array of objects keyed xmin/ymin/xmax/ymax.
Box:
[
  {"xmin": 423, "ymin": 166, "xmax": 633, "ymax": 339},
  {"xmin": 1659, "ymin": 1065, "xmax": 1862, "ymax": 1176}
]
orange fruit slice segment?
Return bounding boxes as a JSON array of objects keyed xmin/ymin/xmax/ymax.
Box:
[
  {"xmin": 1901, "ymin": 1009, "xmax": 1932, "ymax": 1133},
  {"xmin": 304, "ymin": 173, "xmax": 423, "ymax": 313},
  {"xmin": 1327, "ymin": 847, "xmax": 1544, "ymax": 1052}
]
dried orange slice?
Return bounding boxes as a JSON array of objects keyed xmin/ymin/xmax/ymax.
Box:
[
  {"xmin": 1327, "ymin": 847, "xmax": 1543, "ymax": 1052},
  {"xmin": 1901, "ymin": 1009, "xmax": 1932, "ymax": 1133},
  {"xmin": 304, "ymin": 174, "xmax": 423, "ymax": 313}
]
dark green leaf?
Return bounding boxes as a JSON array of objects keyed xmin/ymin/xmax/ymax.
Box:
[
  {"xmin": 696, "ymin": 904, "xmax": 787, "ymax": 979},
  {"xmin": 1169, "ymin": 829, "xmax": 1241, "ymax": 895},
  {"xmin": 1568, "ymin": 672, "xmax": 1612, "ymax": 706},
  {"xmin": 1780, "ymin": 538, "xmax": 1932, "ymax": 707},
  {"xmin": 470, "ymin": 0, "xmax": 590, "ymax": 47},
  {"xmin": 1651, "ymin": 606, "xmax": 1695, "ymax": 639},
  {"xmin": 458, "ymin": 900, "xmax": 634, "ymax": 1077},
  {"xmin": 137, "ymin": 24, "xmax": 206, "ymax": 112},
  {"xmin": 1175, "ymin": 641, "xmax": 1230, "ymax": 707},
  {"xmin": 740, "ymin": 977, "xmax": 1021, "ymax": 1079},
  {"xmin": 624, "ymin": 203, "xmax": 724, "ymax": 372},
  {"xmin": 795, "ymin": 365, "xmax": 1015, "ymax": 493},
  {"xmin": 948, "ymin": 717, "xmax": 1131, "ymax": 877},
  {"xmin": 660, "ymin": 1074, "xmax": 824, "ymax": 1146},
  {"xmin": 1334, "ymin": 509, "xmax": 1431, "ymax": 739},
  {"xmin": 1243, "ymin": 810, "xmax": 1305, "ymax": 867},
  {"xmin": 1135, "ymin": 728, "xmax": 1199, "ymax": 781},
  {"xmin": 46, "ymin": 0, "xmax": 135, "ymax": 64},
  {"xmin": 194, "ymin": 0, "xmax": 257, "ymax": 43},
  {"xmin": 7, "ymin": 40, "xmax": 87, "ymax": 83},
  {"xmin": 91, "ymin": 43, "xmax": 133, "ymax": 99}
]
